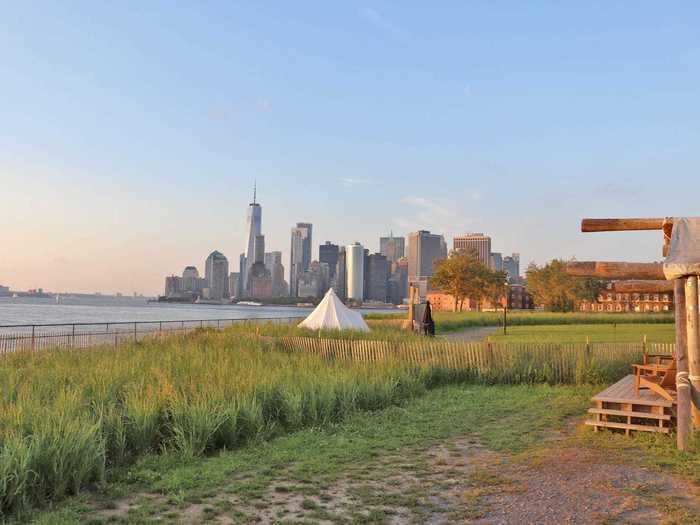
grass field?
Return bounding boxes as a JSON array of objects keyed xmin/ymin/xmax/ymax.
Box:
[
  {"xmin": 32, "ymin": 384, "xmax": 699, "ymax": 524},
  {"xmin": 487, "ymin": 323, "xmax": 675, "ymax": 344},
  {"xmin": 366, "ymin": 310, "xmax": 674, "ymax": 334},
  {"xmin": 0, "ymin": 312, "xmax": 685, "ymax": 520}
]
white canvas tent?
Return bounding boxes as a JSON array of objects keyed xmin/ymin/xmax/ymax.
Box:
[{"xmin": 298, "ymin": 288, "xmax": 370, "ymax": 332}]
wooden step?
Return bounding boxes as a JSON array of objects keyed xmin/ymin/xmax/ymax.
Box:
[
  {"xmin": 585, "ymin": 420, "xmax": 669, "ymax": 434},
  {"xmin": 588, "ymin": 408, "xmax": 671, "ymax": 421}
]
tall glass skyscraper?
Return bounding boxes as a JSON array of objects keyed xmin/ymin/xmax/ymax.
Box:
[
  {"xmin": 242, "ymin": 184, "xmax": 262, "ymax": 294},
  {"xmin": 289, "ymin": 223, "xmax": 312, "ymax": 297}
]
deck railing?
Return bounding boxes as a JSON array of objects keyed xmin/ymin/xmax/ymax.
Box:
[{"xmin": 0, "ymin": 317, "xmax": 304, "ymax": 354}]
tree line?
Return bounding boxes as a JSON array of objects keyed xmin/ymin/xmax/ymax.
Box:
[{"xmin": 430, "ymin": 251, "xmax": 605, "ymax": 312}]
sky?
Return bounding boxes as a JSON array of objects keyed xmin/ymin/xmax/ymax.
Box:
[{"xmin": 2, "ymin": 2, "xmax": 699, "ymax": 296}]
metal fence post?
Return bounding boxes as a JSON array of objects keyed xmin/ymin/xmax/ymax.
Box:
[
  {"xmin": 71, "ymin": 324, "xmax": 76, "ymax": 349},
  {"xmin": 134, "ymin": 322, "xmax": 137, "ymax": 343},
  {"xmin": 31, "ymin": 325, "xmax": 35, "ymax": 351}
]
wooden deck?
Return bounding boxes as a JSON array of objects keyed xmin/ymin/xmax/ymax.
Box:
[{"xmin": 586, "ymin": 375, "xmax": 675, "ymax": 435}]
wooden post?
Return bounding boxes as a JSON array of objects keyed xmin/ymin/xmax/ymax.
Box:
[
  {"xmin": 675, "ymin": 279, "xmax": 691, "ymax": 450},
  {"xmin": 685, "ymin": 276, "xmax": 700, "ymax": 429}
]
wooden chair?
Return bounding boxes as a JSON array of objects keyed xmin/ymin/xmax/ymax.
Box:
[{"xmin": 633, "ymin": 356, "xmax": 677, "ymax": 402}]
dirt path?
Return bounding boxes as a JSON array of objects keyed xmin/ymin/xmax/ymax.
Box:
[
  {"xmin": 87, "ymin": 429, "xmax": 700, "ymax": 524},
  {"xmin": 442, "ymin": 326, "xmax": 499, "ymax": 342}
]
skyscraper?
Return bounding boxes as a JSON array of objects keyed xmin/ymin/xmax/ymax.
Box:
[
  {"xmin": 290, "ymin": 223, "xmax": 312, "ymax": 296},
  {"xmin": 380, "ymin": 233, "xmax": 405, "ymax": 263},
  {"xmin": 490, "ymin": 252, "xmax": 503, "ymax": 271},
  {"xmin": 365, "ymin": 253, "xmax": 389, "ymax": 302},
  {"xmin": 264, "ymin": 251, "xmax": 286, "ymax": 297},
  {"xmin": 182, "ymin": 266, "xmax": 201, "ymax": 292},
  {"xmin": 454, "ymin": 233, "xmax": 492, "ymax": 266},
  {"xmin": 503, "ymin": 253, "xmax": 521, "ymax": 283},
  {"xmin": 319, "ymin": 241, "xmax": 339, "ymax": 282},
  {"xmin": 242, "ymin": 184, "xmax": 262, "ymax": 294},
  {"xmin": 407, "ymin": 231, "xmax": 446, "ymax": 287},
  {"xmin": 346, "ymin": 243, "xmax": 364, "ymax": 302},
  {"xmin": 253, "ymin": 235, "xmax": 265, "ymax": 265},
  {"xmin": 334, "ymin": 247, "xmax": 347, "ymax": 301},
  {"xmin": 205, "ymin": 251, "xmax": 230, "ymax": 300},
  {"xmin": 388, "ymin": 257, "xmax": 408, "ymax": 304}
]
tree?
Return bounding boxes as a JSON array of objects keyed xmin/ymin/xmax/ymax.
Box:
[
  {"xmin": 526, "ymin": 259, "xmax": 606, "ymax": 312},
  {"xmin": 430, "ymin": 250, "xmax": 507, "ymax": 311}
]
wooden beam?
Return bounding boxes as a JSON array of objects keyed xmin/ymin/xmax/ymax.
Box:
[
  {"xmin": 612, "ymin": 280, "xmax": 674, "ymax": 293},
  {"xmin": 566, "ymin": 261, "xmax": 665, "ymax": 280},
  {"xmin": 675, "ymin": 279, "xmax": 691, "ymax": 451},
  {"xmin": 685, "ymin": 276, "xmax": 700, "ymax": 429},
  {"xmin": 581, "ymin": 218, "xmax": 667, "ymax": 233}
]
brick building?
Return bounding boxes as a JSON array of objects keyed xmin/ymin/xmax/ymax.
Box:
[{"xmin": 579, "ymin": 284, "xmax": 673, "ymax": 313}]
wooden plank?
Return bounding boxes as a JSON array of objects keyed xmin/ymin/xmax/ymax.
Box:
[
  {"xmin": 588, "ymin": 408, "xmax": 671, "ymax": 421},
  {"xmin": 566, "ymin": 261, "xmax": 665, "ymax": 280},
  {"xmin": 592, "ymin": 375, "xmax": 674, "ymax": 407},
  {"xmin": 675, "ymin": 278, "xmax": 691, "ymax": 450},
  {"xmin": 612, "ymin": 280, "xmax": 674, "ymax": 293},
  {"xmin": 581, "ymin": 218, "xmax": 666, "ymax": 232},
  {"xmin": 585, "ymin": 420, "xmax": 669, "ymax": 434}
]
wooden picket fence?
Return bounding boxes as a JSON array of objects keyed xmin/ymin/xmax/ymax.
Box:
[{"xmin": 275, "ymin": 337, "xmax": 675, "ymax": 384}]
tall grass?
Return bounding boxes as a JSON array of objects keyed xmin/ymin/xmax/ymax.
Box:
[
  {"xmin": 0, "ymin": 330, "xmax": 441, "ymax": 517},
  {"xmin": 0, "ymin": 322, "xmax": 664, "ymax": 517}
]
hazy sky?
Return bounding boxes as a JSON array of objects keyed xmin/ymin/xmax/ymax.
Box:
[{"xmin": 2, "ymin": 2, "xmax": 699, "ymax": 295}]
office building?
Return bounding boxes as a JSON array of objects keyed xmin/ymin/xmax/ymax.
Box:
[
  {"xmin": 319, "ymin": 241, "xmax": 339, "ymax": 282},
  {"xmin": 490, "ymin": 252, "xmax": 503, "ymax": 272},
  {"xmin": 296, "ymin": 261, "xmax": 329, "ymax": 299},
  {"xmin": 503, "ymin": 253, "xmax": 520, "ymax": 283},
  {"xmin": 264, "ymin": 251, "xmax": 287, "ymax": 297},
  {"xmin": 407, "ymin": 231, "xmax": 447, "ymax": 296},
  {"xmin": 290, "ymin": 223, "xmax": 313, "ymax": 296},
  {"xmin": 346, "ymin": 243, "xmax": 364, "ymax": 302},
  {"xmin": 388, "ymin": 257, "xmax": 408, "ymax": 304},
  {"xmin": 164, "ymin": 275, "xmax": 182, "ymax": 297},
  {"xmin": 454, "ymin": 233, "xmax": 491, "ymax": 266},
  {"xmin": 380, "ymin": 233, "xmax": 405, "ymax": 263},
  {"xmin": 242, "ymin": 185, "xmax": 262, "ymax": 294},
  {"xmin": 229, "ymin": 272, "xmax": 241, "ymax": 299},
  {"xmin": 205, "ymin": 251, "xmax": 230, "ymax": 300},
  {"xmin": 334, "ymin": 247, "xmax": 347, "ymax": 301},
  {"xmin": 365, "ymin": 253, "xmax": 389, "ymax": 302}
]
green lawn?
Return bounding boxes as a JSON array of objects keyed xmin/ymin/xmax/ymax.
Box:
[
  {"xmin": 487, "ymin": 323, "xmax": 675, "ymax": 344},
  {"xmin": 366, "ymin": 310, "xmax": 675, "ymax": 334}
]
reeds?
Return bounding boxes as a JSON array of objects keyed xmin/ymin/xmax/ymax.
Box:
[
  {"xmin": 0, "ymin": 324, "xmax": 659, "ymax": 516},
  {"xmin": 0, "ymin": 330, "xmax": 431, "ymax": 516}
]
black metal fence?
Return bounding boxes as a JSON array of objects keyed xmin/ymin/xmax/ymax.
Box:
[{"xmin": 0, "ymin": 316, "xmax": 303, "ymax": 354}]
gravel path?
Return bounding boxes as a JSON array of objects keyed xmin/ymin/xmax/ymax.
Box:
[{"xmin": 442, "ymin": 326, "xmax": 499, "ymax": 342}]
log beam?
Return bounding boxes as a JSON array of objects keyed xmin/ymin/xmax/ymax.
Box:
[
  {"xmin": 612, "ymin": 280, "xmax": 674, "ymax": 294},
  {"xmin": 581, "ymin": 218, "xmax": 668, "ymax": 233},
  {"xmin": 566, "ymin": 261, "xmax": 665, "ymax": 280}
]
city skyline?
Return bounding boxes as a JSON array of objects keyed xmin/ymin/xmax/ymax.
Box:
[{"xmin": 3, "ymin": 3, "xmax": 698, "ymax": 295}]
